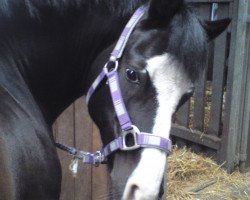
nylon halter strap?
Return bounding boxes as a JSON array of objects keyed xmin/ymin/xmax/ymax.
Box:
[
  {"xmin": 56, "ymin": 6, "xmax": 172, "ymax": 167},
  {"xmin": 86, "ymin": 6, "xmax": 147, "ymax": 130}
]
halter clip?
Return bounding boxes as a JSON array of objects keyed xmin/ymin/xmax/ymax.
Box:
[{"xmin": 93, "ymin": 151, "xmax": 105, "ymax": 167}]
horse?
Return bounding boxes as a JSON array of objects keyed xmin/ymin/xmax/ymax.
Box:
[{"xmin": 0, "ymin": 0, "xmax": 230, "ymax": 199}]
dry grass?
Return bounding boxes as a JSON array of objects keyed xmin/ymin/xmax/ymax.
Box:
[{"xmin": 167, "ymin": 147, "xmax": 250, "ymax": 200}]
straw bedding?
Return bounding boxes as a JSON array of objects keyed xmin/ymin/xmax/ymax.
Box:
[
  {"xmin": 167, "ymin": 147, "xmax": 250, "ymax": 200},
  {"xmin": 167, "ymin": 78, "xmax": 250, "ymax": 199}
]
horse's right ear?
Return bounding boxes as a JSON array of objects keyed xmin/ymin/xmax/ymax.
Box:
[{"xmin": 145, "ymin": 0, "xmax": 184, "ymax": 28}]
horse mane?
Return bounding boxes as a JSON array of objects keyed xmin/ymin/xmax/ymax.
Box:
[{"xmin": 0, "ymin": 0, "xmax": 149, "ymax": 18}]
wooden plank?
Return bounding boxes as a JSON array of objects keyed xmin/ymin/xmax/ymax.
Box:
[
  {"xmin": 239, "ymin": 21, "xmax": 250, "ymax": 170},
  {"xmin": 207, "ymin": 5, "xmax": 228, "ymax": 135},
  {"xmin": 217, "ymin": 0, "xmax": 236, "ymax": 169},
  {"xmin": 243, "ymin": 22, "xmax": 250, "ymax": 168},
  {"xmin": 176, "ymin": 101, "xmax": 190, "ymax": 127},
  {"xmin": 74, "ymin": 98, "xmax": 93, "ymax": 200},
  {"xmin": 171, "ymin": 125, "xmax": 221, "ymax": 150},
  {"xmin": 247, "ymin": 15, "xmax": 250, "ymax": 22},
  {"xmin": 92, "ymin": 125, "xmax": 108, "ymax": 200},
  {"xmin": 247, "ymin": 117, "xmax": 250, "ymax": 168},
  {"xmin": 219, "ymin": 0, "xmax": 249, "ymax": 172},
  {"xmin": 56, "ymin": 105, "xmax": 75, "ymax": 200},
  {"xmin": 193, "ymin": 71, "xmax": 207, "ymax": 131}
]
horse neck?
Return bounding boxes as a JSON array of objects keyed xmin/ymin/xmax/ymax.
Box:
[{"xmin": 0, "ymin": 4, "xmax": 135, "ymax": 125}]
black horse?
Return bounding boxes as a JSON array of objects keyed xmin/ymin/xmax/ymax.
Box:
[{"xmin": 0, "ymin": 0, "xmax": 229, "ymax": 199}]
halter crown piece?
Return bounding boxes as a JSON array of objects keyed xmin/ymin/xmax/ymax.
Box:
[{"xmin": 56, "ymin": 6, "xmax": 172, "ymax": 169}]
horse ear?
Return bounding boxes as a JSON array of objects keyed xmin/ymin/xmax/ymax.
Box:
[
  {"xmin": 146, "ymin": 0, "xmax": 184, "ymax": 27},
  {"xmin": 202, "ymin": 18, "xmax": 231, "ymax": 41}
]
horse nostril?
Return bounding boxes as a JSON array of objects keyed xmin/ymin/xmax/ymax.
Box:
[{"xmin": 126, "ymin": 184, "xmax": 140, "ymax": 200}]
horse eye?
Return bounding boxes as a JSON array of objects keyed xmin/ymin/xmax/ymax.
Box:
[{"xmin": 126, "ymin": 69, "xmax": 139, "ymax": 83}]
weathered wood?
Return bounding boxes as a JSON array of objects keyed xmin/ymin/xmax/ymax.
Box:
[
  {"xmin": 247, "ymin": 14, "xmax": 250, "ymax": 22},
  {"xmin": 74, "ymin": 98, "xmax": 92, "ymax": 200},
  {"xmin": 219, "ymin": 0, "xmax": 249, "ymax": 172},
  {"xmin": 193, "ymin": 72, "xmax": 206, "ymax": 131},
  {"xmin": 239, "ymin": 15, "xmax": 250, "ymax": 170},
  {"xmin": 176, "ymin": 101, "xmax": 190, "ymax": 127},
  {"xmin": 55, "ymin": 105, "xmax": 75, "ymax": 200},
  {"xmin": 207, "ymin": 4, "xmax": 228, "ymax": 135},
  {"xmin": 247, "ymin": 117, "xmax": 250, "ymax": 168},
  {"xmin": 92, "ymin": 125, "xmax": 108, "ymax": 200},
  {"xmin": 53, "ymin": 99, "xmax": 108, "ymax": 199},
  {"xmin": 171, "ymin": 124, "xmax": 221, "ymax": 150},
  {"xmin": 192, "ymin": 0, "xmax": 211, "ymax": 132}
]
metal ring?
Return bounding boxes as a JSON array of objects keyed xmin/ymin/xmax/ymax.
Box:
[
  {"xmin": 104, "ymin": 60, "xmax": 119, "ymax": 74},
  {"xmin": 93, "ymin": 151, "xmax": 104, "ymax": 167},
  {"xmin": 121, "ymin": 125, "xmax": 141, "ymax": 151}
]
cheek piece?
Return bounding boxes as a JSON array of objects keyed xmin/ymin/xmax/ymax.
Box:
[{"xmin": 55, "ymin": 6, "xmax": 172, "ymax": 168}]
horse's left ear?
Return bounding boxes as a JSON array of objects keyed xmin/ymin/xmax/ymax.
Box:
[
  {"xmin": 201, "ymin": 18, "xmax": 231, "ymax": 41},
  {"xmin": 145, "ymin": 0, "xmax": 184, "ymax": 28}
]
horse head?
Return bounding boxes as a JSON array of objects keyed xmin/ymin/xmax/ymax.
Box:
[{"xmin": 87, "ymin": 0, "xmax": 230, "ymax": 199}]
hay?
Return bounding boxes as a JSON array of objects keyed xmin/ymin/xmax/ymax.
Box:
[{"xmin": 167, "ymin": 147, "xmax": 250, "ymax": 200}]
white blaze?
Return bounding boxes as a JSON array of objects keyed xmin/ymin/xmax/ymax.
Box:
[{"xmin": 122, "ymin": 53, "xmax": 192, "ymax": 200}]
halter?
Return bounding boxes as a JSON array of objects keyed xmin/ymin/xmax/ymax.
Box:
[{"xmin": 56, "ymin": 6, "xmax": 172, "ymax": 169}]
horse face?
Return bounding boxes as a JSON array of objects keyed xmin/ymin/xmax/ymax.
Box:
[{"xmin": 88, "ymin": 0, "xmax": 230, "ymax": 199}]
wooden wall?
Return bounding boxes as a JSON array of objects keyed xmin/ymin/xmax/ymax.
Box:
[{"xmin": 53, "ymin": 98, "xmax": 108, "ymax": 200}]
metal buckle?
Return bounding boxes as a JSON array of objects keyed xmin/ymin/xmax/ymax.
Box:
[
  {"xmin": 104, "ymin": 60, "xmax": 119, "ymax": 74},
  {"xmin": 93, "ymin": 151, "xmax": 104, "ymax": 167},
  {"xmin": 121, "ymin": 125, "xmax": 140, "ymax": 151}
]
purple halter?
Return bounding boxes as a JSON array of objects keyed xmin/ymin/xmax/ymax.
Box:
[{"xmin": 56, "ymin": 6, "xmax": 172, "ymax": 167}]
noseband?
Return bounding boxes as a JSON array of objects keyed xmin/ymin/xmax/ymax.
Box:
[{"xmin": 56, "ymin": 6, "xmax": 172, "ymax": 169}]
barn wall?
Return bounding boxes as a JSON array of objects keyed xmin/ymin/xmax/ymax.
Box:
[
  {"xmin": 53, "ymin": 98, "xmax": 108, "ymax": 200},
  {"xmin": 172, "ymin": 0, "xmax": 233, "ymax": 166},
  {"xmin": 218, "ymin": 0, "xmax": 250, "ymax": 172},
  {"xmin": 172, "ymin": 0, "xmax": 250, "ymax": 172},
  {"xmin": 243, "ymin": 3, "xmax": 250, "ymax": 169}
]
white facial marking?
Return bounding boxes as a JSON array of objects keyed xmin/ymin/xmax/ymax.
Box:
[{"xmin": 122, "ymin": 53, "xmax": 192, "ymax": 200}]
